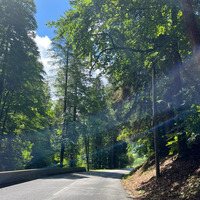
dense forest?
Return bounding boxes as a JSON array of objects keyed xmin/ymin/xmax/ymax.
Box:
[{"xmin": 0, "ymin": 0, "xmax": 200, "ymax": 173}]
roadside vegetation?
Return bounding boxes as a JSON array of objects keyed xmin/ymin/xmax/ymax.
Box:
[{"xmin": 132, "ymin": 154, "xmax": 147, "ymax": 169}]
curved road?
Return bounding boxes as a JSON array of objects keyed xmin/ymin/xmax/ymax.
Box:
[{"xmin": 0, "ymin": 169, "xmax": 132, "ymax": 200}]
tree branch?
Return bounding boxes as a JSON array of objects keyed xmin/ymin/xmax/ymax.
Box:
[
  {"xmin": 90, "ymin": 46, "xmax": 155, "ymax": 74},
  {"xmin": 93, "ymin": 33, "xmax": 116, "ymax": 47}
]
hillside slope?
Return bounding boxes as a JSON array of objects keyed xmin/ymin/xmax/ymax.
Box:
[{"xmin": 122, "ymin": 153, "xmax": 200, "ymax": 199}]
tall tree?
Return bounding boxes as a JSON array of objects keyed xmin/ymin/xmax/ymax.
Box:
[
  {"xmin": 50, "ymin": 37, "xmax": 92, "ymax": 166},
  {"xmin": 0, "ymin": 0, "xmax": 52, "ymax": 170}
]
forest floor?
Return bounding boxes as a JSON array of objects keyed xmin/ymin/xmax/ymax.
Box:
[{"xmin": 122, "ymin": 152, "xmax": 200, "ymax": 199}]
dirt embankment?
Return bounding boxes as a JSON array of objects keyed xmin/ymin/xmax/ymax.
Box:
[{"xmin": 122, "ymin": 154, "xmax": 200, "ymax": 199}]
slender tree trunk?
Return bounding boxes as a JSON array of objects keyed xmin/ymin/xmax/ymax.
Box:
[
  {"xmin": 84, "ymin": 134, "xmax": 90, "ymax": 171},
  {"xmin": 98, "ymin": 136, "xmax": 102, "ymax": 169},
  {"xmin": 60, "ymin": 49, "xmax": 69, "ymax": 166},
  {"xmin": 0, "ymin": 90, "xmax": 13, "ymax": 138},
  {"xmin": 0, "ymin": 91, "xmax": 10, "ymax": 125},
  {"xmin": 60, "ymin": 143, "xmax": 65, "ymax": 166},
  {"xmin": 152, "ymin": 64, "xmax": 160, "ymax": 179},
  {"xmin": 0, "ymin": 67, "xmax": 6, "ymax": 104},
  {"xmin": 110, "ymin": 132, "xmax": 114, "ymax": 169},
  {"xmin": 1, "ymin": 104, "xmax": 10, "ymax": 136},
  {"xmin": 87, "ymin": 136, "xmax": 90, "ymax": 171},
  {"xmin": 70, "ymin": 82, "xmax": 78, "ymax": 167},
  {"xmin": 82, "ymin": 120, "xmax": 90, "ymax": 171},
  {"xmin": 69, "ymin": 107, "xmax": 77, "ymax": 168},
  {"xmin": 0, "ymin": 43, "xmax": 8, "ymax": 105},
  {"xmin": 98, "ymin": 153, "xmax": 101, "ymax": 169}
]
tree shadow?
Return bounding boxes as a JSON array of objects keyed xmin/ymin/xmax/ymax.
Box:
[
  {"xmin": 43, "ymin": 169, "xmax": 130, "ymax": 180},
  {"xmin": 43, "ymin": 173, "xmax": 88, "ymax": 180},
  {"xmin": 78, "ymin": 170, "xmax": 129, "ymax": 179}
]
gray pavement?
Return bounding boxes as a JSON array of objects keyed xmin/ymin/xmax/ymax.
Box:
[{"xmin": 0, "ymin": 169, "xmax": 132, "ymax": 200}]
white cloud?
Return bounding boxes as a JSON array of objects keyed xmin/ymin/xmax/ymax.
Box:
[
  {"xmin": 34, "ymin": 35, "xmax": 52, "ymax": 76},
  {"xmin": 34, "ymin": 35, "xmax": 58, "ymax": 100},
  {"xmin": 35, "ymin": 35, "xmax": 51, "ymax": 53}
]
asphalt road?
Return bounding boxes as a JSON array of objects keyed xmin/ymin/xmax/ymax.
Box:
[{"xmin": 0, "ymin": 169, "xmax": 132, "ymax": 200}]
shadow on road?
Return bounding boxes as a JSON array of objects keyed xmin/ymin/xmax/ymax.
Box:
[
  {"xmin": 42, "ymin": 169, "xmax": 131, "ymax": 180},
  {"xmin": 43, "ymin": 173, "xmax": 88, "ymax": 180},
  {"xmin": 122, "ymin": 168, "xmax": 134, "ymax": 171},
  {"xmin": 77, "ymin": 169, "xmax": 131, "ymax": 179}
]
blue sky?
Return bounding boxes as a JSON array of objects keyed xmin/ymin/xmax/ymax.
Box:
[
  {"xmin": 33, "ymin": 0, "xmax": 107, "ymax": 94},
  {"xmin": 33, "ymin": 0, "xmax": 71, "ymax": 82},
  {"xmin": 34, "ymin": 0, "xmax": 70, "ymax": 39}
]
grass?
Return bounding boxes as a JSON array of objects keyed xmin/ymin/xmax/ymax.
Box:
[
  {"xmin": 122, "ymin": 155, "xmax": 147, "ymax": 179},
  {"xmin": 132, "ymin": 155, "xmax": 147, "ymax": 168}
]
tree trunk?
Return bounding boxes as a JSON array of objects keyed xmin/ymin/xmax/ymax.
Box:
[
  {"xmin": 172, "ymin": 40, "xmax": 188, "ymax": 158},
  {"xmin": 0, "ymin": 67, "xmax": 6, "ymax": 104},
  {"xmin": 0, "ymin": 91, "xmax": 10, "ymax": 127},
  {"xmin": 0, "ymin": 42, "xmax": 8, "ymax": 105},
  {"xmin": 84, "ymin": 134, "xmax": 90, "ymax": 171},
  {"xmin": 152, "ymin": 64, "xmax": 160, "ymax": 179},
  {"xmin": 179, "ymin": 0, "xmax": 200, "ymax": 51},
  {"xmin": 110, "ymin": 132, "xmax": 114, "ymax": 169},
  {"xmin": 1, "ymin": 104, "xmax": 10, "ymax": 136},
  {"xmin": 60, "ymin": 49, "xmax": 69, "ymax": 166}
]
